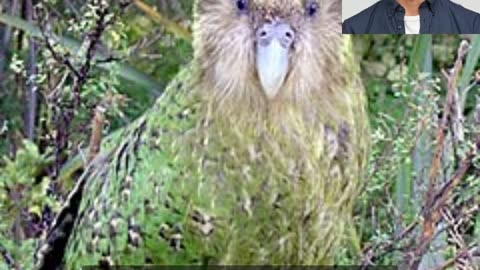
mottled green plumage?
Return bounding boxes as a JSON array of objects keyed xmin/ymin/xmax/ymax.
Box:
[{"xmin": 34, "ymin": 0, "xmax": 369, "ymax": 268}]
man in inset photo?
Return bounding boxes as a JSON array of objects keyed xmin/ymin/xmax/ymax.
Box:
[{"xmin": 342, "ymin": 0, "xmax": 480, "ymax": 34}]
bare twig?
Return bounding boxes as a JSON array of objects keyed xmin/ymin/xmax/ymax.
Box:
[
  {"xmin": 407, "ymin": 41, "xmax": 471, "ymax": 269},
  {"xmin": 433, "ymin": 203, "xmax": 480, "ymax": 241},
  {"xmin": 87, "ymin": 104, "xmax": 106, "ymax": 162},
  {"xmin": 365, "ymin": 41, "xmax": 480, "ymax": 269},
  {"xmin": 403, "ymin": 146, "xmax": 477, "ymax": 269},
  {"xmin": 38, "ymin": 0, "xmax": 121, "ymax": 176},
  {"xmin": 40, "ymin": 29, "xmax": 82, "ymax": 79},
  {"xmin": 429, "ymin": 246, "xmax": 479, "ymax": 270},
  {"xmin": 360, "ymin": 219, "xmax": 419, "ymax": 267}
]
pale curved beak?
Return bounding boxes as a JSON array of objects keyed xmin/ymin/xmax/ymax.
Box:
[{"xmin": 256, "ymin": 22, "xmax": 295, "ymax": 99}]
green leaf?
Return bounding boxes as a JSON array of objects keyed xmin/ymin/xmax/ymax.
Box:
[
  {"xmin": 395, "ymin": 36, "xmax": 433, "ymax": 223},
  {"xmin": 459, "ymin": 35, "xmax": 480, "ymax": 90},
  {"xmin": 0, "ymin": 13, "xmax": 161, "ymax": 94},
  {"xmin": 458, "ymin": 36, "xmax": 480, "ymax": 108},
  {"xmin": 408, "ymin": 35, "xmax": 432, "ymax": 79}
]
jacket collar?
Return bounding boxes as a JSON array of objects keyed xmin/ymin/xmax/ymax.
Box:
[{"xmin": 387, "ymin": 0, "xmax": 437, "ymax": 14}]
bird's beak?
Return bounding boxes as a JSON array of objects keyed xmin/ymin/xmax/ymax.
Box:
[{"xmin": 256, "ymin": 22, "xmax": 295, "ymax": 100}]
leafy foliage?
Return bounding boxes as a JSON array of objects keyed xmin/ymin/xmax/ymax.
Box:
[{"xmin": 0, "ymin": 141, "xmax": 56, "ymax": 270}]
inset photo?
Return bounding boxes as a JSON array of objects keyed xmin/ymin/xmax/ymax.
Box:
[{"xmin": 342, "ymin": 0, "xmax": 480, "ymax": 34}]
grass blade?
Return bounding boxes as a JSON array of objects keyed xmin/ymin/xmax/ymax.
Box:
[
  {"xmin": 408, "ymin": 35, "xmax": 432, "ymax": 78},
  {"xmin": 459, "ymin": 35, "xmax": 480, "ymax": 90}
]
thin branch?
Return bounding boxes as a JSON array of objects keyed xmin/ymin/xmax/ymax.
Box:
[
  {"xmin": 24, "ymin": 0, "xmax": 38, "ymax": 140},
  {"xmin": 408, "ymin": 40, "xmax": 470, "ymax": 269},
  {"xmin": 40, "ymin": 28, "xmax": 82, "ymax": 79},
  {"xmin": 432, "ymin": 203, "xmax": 480, "ymax": 241},
  {"xmin": 38, "ymin": 0, "xmax": 121, "ymax": 176},
  {"xmin": 429, "ymin": 246, "xmax": 479, "ymax": 270},
  {"xmin": 360, "ymin": 219, "xmax": 419, "ymax": 267},
  {"xmin": 87, "ymin": 104, "xmax": 105, "ymax": 162}
]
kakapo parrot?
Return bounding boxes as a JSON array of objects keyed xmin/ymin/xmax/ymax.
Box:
[{"xmin": 34, "ymin": 0, "xmax": 369, "ymax": 268}]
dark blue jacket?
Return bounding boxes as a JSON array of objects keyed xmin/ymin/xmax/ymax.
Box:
[{"xmin": 342, "ymin": 0, "xmax": 480, "ymax": 34}]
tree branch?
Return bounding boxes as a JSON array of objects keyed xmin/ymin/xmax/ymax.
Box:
[{"xmin": 407, "ymin": 40, "xmax": 471, "ymax": 270}]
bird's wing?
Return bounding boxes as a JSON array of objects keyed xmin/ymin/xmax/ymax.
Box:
[{"xmin": 34, "ymin": 66, "xmax": 200, "ymax": 269}]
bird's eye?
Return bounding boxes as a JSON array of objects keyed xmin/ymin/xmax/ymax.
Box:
[
  {"xmin": 235, "ymin": 0, "xmax": 249, "ymax": 13},
  {"xmin": 306, "ymin": 1, "xmax": 319, "ymax": 17}
]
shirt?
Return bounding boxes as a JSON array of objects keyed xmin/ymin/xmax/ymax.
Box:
[
  {"xmin": 404, "ymin": 15, "xmax": 420, "ymax": 34},
  {"xmin": 342, "ymin": 0, "xmax": 480, "ymax": 34}
]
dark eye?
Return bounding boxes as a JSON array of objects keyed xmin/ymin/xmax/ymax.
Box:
[
  {"xmin": 306, "ymin": 1, "xmax": 319, "ymax": 17},
  {"xmin": 236, "ymin": 0, "xmax": 248, "ymax": 12}
]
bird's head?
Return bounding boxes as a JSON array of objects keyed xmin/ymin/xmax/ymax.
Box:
[{"xmin": 193, "ymin": 0, "xmax": 345, "ymax": 114}]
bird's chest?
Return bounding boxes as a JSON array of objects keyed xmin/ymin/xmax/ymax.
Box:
[
  {"xmin": 157, "ymin": 118, "xmax": 353, "ymax": 264},
  {"xmin": 181, "ymin": 117, "xmax": 352, "ymax": 183},
  {"xmin": 183, "ymin": 122, "xmax": 303, "ymax": 185}
]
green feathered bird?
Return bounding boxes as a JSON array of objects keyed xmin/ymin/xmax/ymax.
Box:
[{"xmin": 35, "ymin": 0, "xmax": 369, "ymax": 268}]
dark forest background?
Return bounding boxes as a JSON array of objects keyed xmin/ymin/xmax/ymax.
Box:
[{"xmin": 0, "ymin": 1, "xmax": 479, "ymax": 269}]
